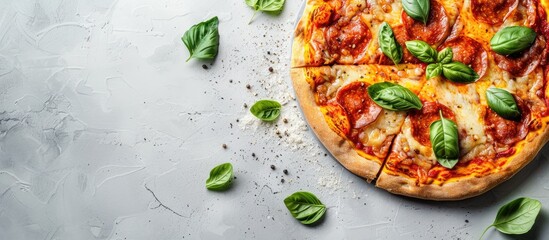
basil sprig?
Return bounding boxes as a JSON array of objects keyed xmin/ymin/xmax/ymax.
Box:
[
  {"xmin": 491, "ymin": 26, "xmax": 537, "ymax": 55},
  {"xmin": 250, "ymin": 99, "xmax": 282, "ymax": 121},
  {"xmin": 246, "ymin": 0, "xmax": 286, "ymax": 24},
  {"xmin": 402, "ymin": 0, "xmax": 430, "ymax": 24},
  {"xmin": 284, "ymin": 191, "xmax": 326, "ymax": 225},
  {"xmin": 429, "ymin": 111, "xmax": 459, "ymax": 169},
  {"xmin": 367, "ymin": 82, "xmax": 422, "ymax": 111},
  {"xmin": 405, "ymin": 40, "xmax": 479, "ymax": 83},
  {"xmin": 182, "ymin": 17, "xmax": 220, "ymax": 62},
  {"xmin": 378, "ymin": 22, "xmax": 403, "ymax": 65},
  {"xmin": 480, "ymin": 197, "xmax": 541, "ymax": 239},
  {"xmin": 486, "ymin": 88, "xmax": 521, "ymax": 120},
  {"xmin": 206, "ymin": 163, "xmax": 234, "ymax": 191}
]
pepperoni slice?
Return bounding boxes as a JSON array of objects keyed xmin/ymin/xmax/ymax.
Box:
[
  {"xmin": 471, "ymin": 0, "xmax": 518, "ymax": 25},
  {"xmin": 439, "ymin": 36, "xmax": 488, "ymax": 79},
  {"xmin": 492, "ymin": 36, "xmax": 547, "ymax": 76},
  {"xmin": 401, "ymin": 0, "xmax": 450, "ymax": 45},
  {"xmin": 326, "ymin": 17, "xmax": 372, "ymax": 60},
  {"xmin": 485, "ymin": 97, "xmax": 530, "ymax": 146},
  {"xmin": 336, "ymin": 82, "xmax": 382, "ymax": 129},
  {"xmin": 409, "ymin": 102, "xmax": 456, "ymax": 146}
]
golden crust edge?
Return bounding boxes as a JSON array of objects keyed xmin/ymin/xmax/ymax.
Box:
[
  {"xmin": 290, "ymin": 68, "xmax": 382, "ymax": 181},
  {"xmin": 375, "ymin": 124, "xmax": 549, "ymax": 201}
]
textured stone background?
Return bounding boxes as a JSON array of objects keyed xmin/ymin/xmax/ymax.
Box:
[{"xmin": 0, "ymin": 0, "xmax": 547, "ymax": 239}]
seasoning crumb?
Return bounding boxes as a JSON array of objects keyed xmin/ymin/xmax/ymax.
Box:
[
  {"xmin": 270, "ymin": 165, "xmax": 276, "ymax": 170},
  {"xmin": 283, "ymin": 118, "xmax": 288, "ymax": 124},
  {"xmin": 202, "ymin": 64, "xmax": 209, "ymax": 70},
  {"xmin": 465, "ymin": 219, "xmax": 469, "ymax": 223},
  {"xmin": 243, "ymin": 103, "xmax": 248, "ymax": 108},
  {"xmin": 268, "ymin": 67, "xmax": 274, "ymax": 73},
  {"xmin": 246, "ymin": 84, "xmax": 251, "ymax": 89},
  {"xmin": 252, "ymin": 153, "xmax": 256, "ymax": 157},
  {"xmin": 281, "ymin": 179, "xmax": 285, "ymax": 183},
  {"xmin": 222, "ymin": 144, "xmax": 227, "ymax": 149},
  {"xmin": 283, "ymin": 169, "xmax": 288, "ymax": 175}
]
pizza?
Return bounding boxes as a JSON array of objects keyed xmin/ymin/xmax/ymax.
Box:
[{"xmin": 290, "ymin": 0, "xmax": 549, "ymax": 200}]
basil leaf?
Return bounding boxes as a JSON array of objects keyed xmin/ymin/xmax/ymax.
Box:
[
  {"xmin": 284, "ymin": 191, "xmax": 326, "ymax": 225},
  {"xmin": 246, "ymin": 0, "xmax": 286, "ymax": 23},
  {"xmin": 486, "ymin": 88, "xmax": 521, "ymax": 120},
  {"xmin": 378, "ymin": 22, "xmax": 403, "ymax": 65},
  {"xmin": 442, "ymin": 62, "xmax": 479, "ymax": 83},
  {"xmin": 402, "ymin": 0, "xmax": 430, "ymax": 24},
  {"xmin": 426, "ymin": 63, "xmax": 442, "ymax": 79},
  {"xmin": 437, "ymin": 47, "xmax": 453, "ymax": 64},
  {"xmin": 405, "ymin": 40, "xmax": 437, "ymax": 63},
  {"xmin": 250, "ymin": 100, "xmax": 281, "ymax": 121},
  {"xmin": 480, "ymin": 198, "xmax": 541, "ymax": 239},
  {"xmin": 367, "ymin": 82, "xmax": 422, "ymax": 111},
  {"xmin": 182, "ymin": 17, "xmax": 220, "ymax": 62},
  {"xmin": 429, "ymin": 112, "xmax": 459, "ymax": 169},
  {"xmin": 491, "ymin": 26, "xmax": 537, "ymax": 55},
  {"xmin": 206, "ymin": 163, "xmax": 234, "ymax": 191}
]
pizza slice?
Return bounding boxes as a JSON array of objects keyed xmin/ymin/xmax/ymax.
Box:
[
  {"xmin": 290, "ymin": 64, "xmax": 425, "ymax": 181},
  {"xmin": 291, "ymin": 0, "xmax": 462, "ymax": 67}
]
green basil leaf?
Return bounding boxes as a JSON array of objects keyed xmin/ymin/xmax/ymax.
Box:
[
  {"xmin": 206, "ymin": 163, "xmax": 234, "ymax": 191},
  {"xmin": 437, "ymin": 47, "xmax": 453, "ymax": 64},
  {"xmin": 486, "ymin": 88, "xmax": 521, "ymax": 120},
  {"xmin": 405, "ymin": 40, "xmax": 437, "ymax": 63},
  {"xmin": 480, "ymin": 198, "xmax": 541, "ymax": 239},
  {"xmin": 367, "ymin": 82, "xmax": 422, "ymax": 111},
  {"xmin": 284, "ymin": 191, "xmax": 326, "ymax": 225},
  {"xmin": 250, "ymin": 100, "xmax": 281, "ymax": 121},
  {"xmin": 182, "ymin": 17, "xmax": 220, "ymax": 62},
  {"xmin": 442, "ymin": 62, "xmax": 479, "ymax": 83},
  {"xmin": 402, "ymin": 0, "xmax": 430, "ymax": 24},
  {"xmin": 246, "ymin": 0, "xmax": 286, "ymax": 23},
  {"xmin": 429, "ymin": 112, "xmax": 459, "ymax": 169},
  {"xmin": 426, "ymin": 63, "xmax": 443, "ymax": 79},
  {"xmin": 378, "ymin": 22, "xmax": 403, "ymax": 65},
  {"xmin": 490, "ymin": 26, "xmax": 537, "ymax": 55},
  {"xmin": 246, "ymin": 0, "xmax": 285, "ymax": 13}
]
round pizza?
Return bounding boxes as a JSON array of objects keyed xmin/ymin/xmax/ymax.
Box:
[{"xmin": 290, "ymin": 0, "xmax": 549, "ymax": 200}]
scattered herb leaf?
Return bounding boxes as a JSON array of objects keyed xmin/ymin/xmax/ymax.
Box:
[
  {"xmin": 284, "ymin": 191, "xmax": 326, "ymax": 225},
  {"xmin": 480, "ymin": 197, "xmax": 542, "ymax": 239},
  {"xmin": 246, "ymin": 0, "xmax": 286, "ymax": 24},
  {"xmin": 182, "ymin": 17, "xmax": 220, "ymax": 62},
  {"xmin": 206, "ymin": 162, "xmax": 234, "ymax": 191},
  {"xmin": 250, "ymin": 100, "xmax": 281, "ymax": 121}
]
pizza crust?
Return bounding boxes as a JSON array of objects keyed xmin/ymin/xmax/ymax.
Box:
[
  {"xmin": 376, "ymin": 125, "xmax": 549, "ymax": 200},
  {"xmin": 290, "ymin": 68, "xmax": 382, "ymax": 181}
]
